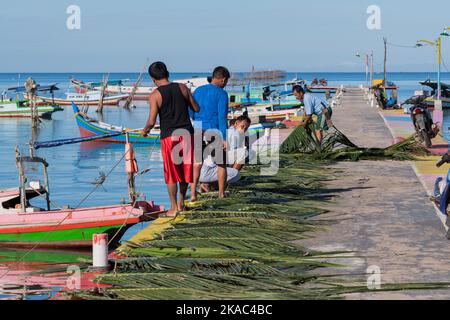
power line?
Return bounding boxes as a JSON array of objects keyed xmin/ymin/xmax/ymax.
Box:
[
  {"xmin": 441, "ymin": 55, "xmax": 450, "ymax": 73},
  {"xmin": 387, "ymin": 42, "xmax": 418, "ymax": 49}
]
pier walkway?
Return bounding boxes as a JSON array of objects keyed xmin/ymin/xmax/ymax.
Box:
[{"xmin": 299, "ymin": 88, "xmax": 450, "ymax": 299}]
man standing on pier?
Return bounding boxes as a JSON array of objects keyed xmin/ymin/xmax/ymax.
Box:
[
  {"xmin": 190, "ymin": 66, "xmax": 231, "ymax": 202},
  {"xmin": 293, "ymin": 85, "xmax": 333, "ymax": 142},
  {"xmin": 142, "ymin": 62, "xmax": 200, "ymax": 216}
]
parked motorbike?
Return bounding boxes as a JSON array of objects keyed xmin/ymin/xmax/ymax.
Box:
[
  {"xmin": 433, "ymin": 153, "xmax": 450, "ymax": 238},
  {"xmin": 403, "ymin": 95, "xmax": 439, "ymax": 148}
]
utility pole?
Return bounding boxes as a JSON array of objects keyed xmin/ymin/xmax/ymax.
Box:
[
  {"xmin": 383, "ymin": 37, "xmax": 388, "ymax": 85},
  {"xmin": 370, "ymin": 50, "xmax": 374, "ymax": 85},
  {"xmin": 365, "ymin": 54, "xmax": 369, "ymax": 87},
  {"xmin": 438, "ymin": 36, "xmax": 442, "ymax": 100}
]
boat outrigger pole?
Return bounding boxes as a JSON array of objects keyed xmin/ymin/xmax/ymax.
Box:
[
  {"xmin": 125, "ymin": 133, "xmax": 138, "ymax": 203},
  {"xmin": 31, "ymin": 132, "xmax": 123, "ymax": 150}
]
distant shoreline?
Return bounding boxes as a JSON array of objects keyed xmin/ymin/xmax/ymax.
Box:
[{"xmin": 0, "ymin": 71, "xmax": 449, "ymax": 75}]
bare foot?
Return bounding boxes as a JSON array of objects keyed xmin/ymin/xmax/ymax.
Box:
[
  {"xmin": 162, "ymin": 208, "xmax": 178, "ymax": 218},
  {"xmin": 177, "ymin": 201, "xmax": 186, "ymax": 212},
  {"xmin": 199, "ymin": 183, "xmax": 210, "ymax": 193},
  {"xmin": 190, "ymin": 195, "xmax": 197, "ymax": 203}
]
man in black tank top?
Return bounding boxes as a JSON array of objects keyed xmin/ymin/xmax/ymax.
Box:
[{"xmin": 143, "ymin": 62, "xmax": 200, "ymax": 217}]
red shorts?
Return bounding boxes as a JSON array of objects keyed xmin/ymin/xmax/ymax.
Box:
[{"xmin": 161, "ymin": 134, "xmax": 194, "ymax": 184}]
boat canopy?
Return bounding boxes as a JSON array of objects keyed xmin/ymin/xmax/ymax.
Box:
[
  {"xmin": 90, "ymin": 80, "xmax": 124, "ymax": 87},
  {"xmin": 420, "ymin": 80, "xmax": 450, "ymax": 91},
  {"xmin": 7, "ymin": 84, "xmax": 60, "ymax": 93}
]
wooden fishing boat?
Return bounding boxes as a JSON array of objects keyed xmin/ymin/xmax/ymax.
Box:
[
  {"xmin": 37, "ymin": 92, "xmax": 129, "ymax": 106},
  {"xmin": 90, "ymin": 77, "xmax": 209, "ymax": 100},
  {"xmin": 419, "ymin": 80, "xmax": 450, "ymax": 108},
  {"xmin": 73, "ymin": 103, "xmax": 274, "ymax": 144},
  {"xmin": 228, "ymin": 85, "xmax": 302, "ymax": 111},
  {"xmin": 0, "ymin": 100, "xmax": 63, "ymax": 118},
  {"xmin": 1, "ymin": 85, "xmax": 63, "ymax": 118},
  {"xmin": 229, "ymin": 104, "xmax": 303, "ymax": 122},
  {"xmin": 73, "ymin": 103, "xmax": 160, "ymax": 144},
  {"xmin": 0, "ymin": 146, "xmax": 164, "ymax": 249}
]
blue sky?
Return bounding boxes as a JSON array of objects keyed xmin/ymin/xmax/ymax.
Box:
[{"xmin": 1, "ymin": 0, "xmax": 449, "ymax": 72}]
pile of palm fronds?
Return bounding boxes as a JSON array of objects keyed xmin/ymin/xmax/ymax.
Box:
[
  {"xmin": 72, "ymin": 158, "xmax": 354, "ymax": 300},
  {"xmin": 72, "ymin": 156, "xmax": 450, "ymax": 300},
  {"xmin": 280, "ymin": 124, "xmax": 429, "ymax": 161}
]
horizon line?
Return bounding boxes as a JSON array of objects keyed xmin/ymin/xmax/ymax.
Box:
[{"xmin": 0, "ymin": 71, "xmax": 447, "ymax": 74}]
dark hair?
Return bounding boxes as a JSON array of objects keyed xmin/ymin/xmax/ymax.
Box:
[
  {"xmin": 235, "ymin": 114, "xmax": 251, "ymax": 125},
  {"xmin": 149, "ymin": 61, "xmax": 169, "ymax": 80},
  {"xmin": 292, "ymin": 85, "xmax": 304, "ymax": 94},
  {"xmin": 212, "ymin": 66, "xmax": 231, "ymax": 80}
]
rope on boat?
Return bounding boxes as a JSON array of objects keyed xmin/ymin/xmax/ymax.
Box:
[
  {"xmin": 8, "ymin": 145, "xmax": 135, "ymax": 266},
  {"xmin": 2, "ymin": 132, "xmax": 162, "ymax": 268},
  {"xmin": 107, "ymin": 136, "xmax": 161, "ymax": 246}
]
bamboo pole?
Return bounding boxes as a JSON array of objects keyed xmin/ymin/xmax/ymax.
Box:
[
  {"xmin": 96, "ymin": 74, "xmax": 109, "ymax": 113},
  {"xmin": 16, "ymin": 148, "xmax": 27, "ymax": 213},
  {"xmin": 124, "ymin": 73, "xmax": 143, "ymax": 110},
  {"xmin": 126, "ymin": 133, "xmax": 137, "ymax": 204}
]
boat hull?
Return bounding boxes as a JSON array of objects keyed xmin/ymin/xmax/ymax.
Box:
[
  {"xmin": 39, "ymin": 95, "xmax": 128, "ymax": 106},
  {"xmin": 0, "ymin": 202, "xmax": 164, "ymax": 249},
  {"xmin": 0, "ymin": 225, "xmax": 129, "ymax": 249},
  {"xmin": 424, "ymin": 98, "xmax": 450, "ymax": 109},
  {"xmin": 95, "ymin": 77, "xmax": 209, "ymax": 98},
  {"xmin": 76, "ymin": 115, "xmax": 160, "ymax": 144},
  {"xmin": 0, "ymin": 101, "xmax": 63, "ymax": 118},
  {"xmin": 229, "ymin": 106, "xmax": 301, "ymax": 122}
]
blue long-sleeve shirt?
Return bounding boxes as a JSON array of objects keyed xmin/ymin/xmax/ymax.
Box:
[{"xmin": 191, "ymin": 84, "xmax": 229, "ymax": 139}]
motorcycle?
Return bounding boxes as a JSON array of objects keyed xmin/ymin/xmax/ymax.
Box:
[
  {"xmin": 403, "ymin": 95, "xmax": 439, "ymax": 148},
  {"xmin": 433, "ymin": 153, "xmax": 450, "ymax": 238}
]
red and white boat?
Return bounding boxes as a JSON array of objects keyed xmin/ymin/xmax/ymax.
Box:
[
  {"xmin": 37, "ymin": 91, "xmax": 129, "ymax": 106},
  {"xmin": 92, "ymin": 77, "xmax": 209, "ymax": 100},
  {"xmin": 0, "ymin": 141, "xmax": 164, "ymax": 249}
]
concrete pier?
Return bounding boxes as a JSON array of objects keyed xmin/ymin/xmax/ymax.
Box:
[{"xmin": 299, "ymin": 88, "xmax": 450, "ymax": 299}]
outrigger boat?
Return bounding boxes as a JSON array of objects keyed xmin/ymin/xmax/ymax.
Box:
[
  {"xmin": 419, "ymin": 80, "xmax": 450, "ymax": 109},
  {"xmin": 73, "ymin": 103, "xmax": 160, "ymax": 144},
  {"xmin": 229, "ymin": 103, "xmax": 303, "ymax": 122},
  {"xmin": 72, "ymin": 103, "xmax": 274, "ymax": 144},
  {"xmin": 72, "ymin": 77, "xmax": 210, "ymax": 101},
  {"xmin": 38, "ymin": 91, "xmax": 129, "ymax": 106},
  {"xmin": 0, "ymin": 139, "xmax": 164, "ymax": 249},
  {"xmin": 0, "ymin": 85, "xmax": 63, "ymax": 118},
  {"xmin": 229, "ymin": 90, "xmax": 301, "ymax": 111}
]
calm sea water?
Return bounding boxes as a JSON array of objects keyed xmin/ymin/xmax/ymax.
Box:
[{"xmin": 1, "ymin": 71, "xmax": 450, "ymax": 299}]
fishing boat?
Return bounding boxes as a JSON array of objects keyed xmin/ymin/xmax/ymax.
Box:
[
  {"xmin": 72, "ymin": 103, "xmax": 274, "ymax": 144},
  {"xmin": 89, "ymin": 77, "xmax": 209, "ymax": 100},
  {"xmin": 228, "ymin": 82, "xmax": 302, "ymax": 112},
  {"xmin": 73, "ymin": 103, "xmax": 160, "ymax": 144},
  {"xmin": 229, "ymin": 103, "xmax": 303, "ymax": 122},
  {"xmin": 0, "ymin": 85, "xmax": 63, "ymax": 118},
  {"xmin": 0, "ymin": 143, "xmax": 164, "ymax": 249},
  {"xmin": 0, "ymin": 100, "xmax": 63, "ymax": 118},
  {"xmin": 418, "ymin": 80, "xmax": 450, "ymax": 108},
  {"xmin": 37, "ymin": 91, "xmax": 129, "ymax": 106}
]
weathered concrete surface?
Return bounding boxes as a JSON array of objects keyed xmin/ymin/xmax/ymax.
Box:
[{"xmin": 299, "ymin": 88, "xmax": 450, "ymax": 299}]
